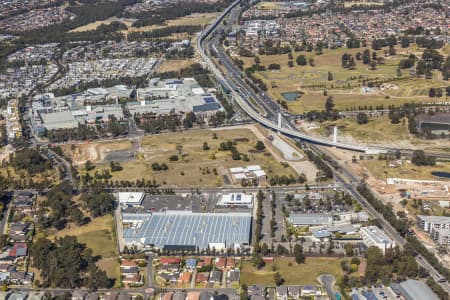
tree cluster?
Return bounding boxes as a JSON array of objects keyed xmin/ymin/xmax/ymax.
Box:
[{"xmin": 31, "ymin": 236, "xmax": 113, "ymax": 289}]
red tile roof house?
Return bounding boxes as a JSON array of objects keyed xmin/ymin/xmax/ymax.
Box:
[
  {"xmin": 160, "ymin": 257, "xmax": 181, "ymax": 265},
  {"xmin": 197, "ymin": 257, "xmax": 212, "ymax": 267},
  {"xmin": 122, "ymin": 273, "xmax": 143, "ymax": 286},
  {"xmin": 120, "ymin": 259, "xmax": 137, "ymax": 269},
  {"xmin": 215, "ymin": 258, "xmax": 226, "ymax": 270},
  {"xmin": 195, "ymin": 272, "xmax": 209, "ymax": 286},
  {"xmin": 9, "ymin": 243, "xmax": 27, "ymax": 257},
  {"xmin": 226, "ymin": 258, "xmax": 236, "ymax": 269},
  {"xmin": 177, "ymin": 271, "xmax": 192, "ymax": 286}
]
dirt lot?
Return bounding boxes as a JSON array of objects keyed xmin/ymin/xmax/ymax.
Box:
[{"xmin": 61, "ymin": 140, "xmax": 133, "ymax": 166}]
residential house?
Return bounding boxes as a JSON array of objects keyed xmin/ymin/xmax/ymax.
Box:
[
  {"xmin": 0, "ymin": 264, "xmax": 13, "ymax": 272},
  {"xmin": 0, "ymin": 256, "xmax": 16, "ymax": 264},
  {"xmin": 226, "ymin": 270, "xmax": 240, "ymax": 284},
  {"xmin": 72, "ymin": 290, "xmax": 87, "ymax": 300},
  {"xmin": 160, "ymin": 257, "xmax": 181, "ymax": 265},
  {"xmin": 208, "ymin": 270, "xmax": 222, "ymax": 285},
  {"xmin": 215, "ymin": 258, "xmax": 226, "ymax": 270},
  {"xmin": 14, "ymin": 195, "xmax": 34, "ymax": 213},
  {"xmin": 101, "ymin": 294, "xmax": 117, "ymax": 300},
  {"xmin": 116, "ymin": 294, "xmax": 130, "ymax": 300},
  {"xmin": 276, "ymin": 286, "xmax": 288, "ymax": 300},
  {"xmin": 177, "ymin": 271, "xmax": 192, "ymax": 286},
  {"xmin": 0, "ymin": 272, "xmax": 9, "ymax": 284},
  {"xmin": 301, "ymin": 285, "xmax": 318, "ymax": 297},
  {"xmin": 120, "ymin": 259, "xmax": 137, "ymax": 269},
  {"xmin": 226, "ymin": 258, "xmax": 236, "ymax": 269},
  {"xmin": 28, "ymin": 292, "xmax": 45, "ymax": 300},
  {"xmin": 172, "ymin": 292, "xmax": 185, "ymax": 300},
  {"xmin": 8, "ymin": 223, "xmax": 30, "ymax": 236},
  {"xmin": 8, "ymin": 291, "xmax": 27, "ymax": 300},
  {"xmin": 186, "ymin": 292, "xmax": 200, "ymax": 300},
  {"xmin": 9, "ymin": 243, "xmax": 27, "ymax": 257},
  {"xmin": 199, "ymin": 292, "xmax": 215, "ymax": 300},
  {"xmin": 287, "ymin": 286, "xmax": 300, "ymax": 299},
  {"xmin": 195, "ymin": 272, "xmax": 209, "ymax": 286},
  {"xmin": 159, "ymin": 272, "xmax": 179, "ymax": 285},
  {"xmin": 197, "ymin": 257, "xmax": 212, "ymax": 267},
  {"xmin": 9, "ymin": 271, "xmax": 33, "ymax": 285},
  {"xmin": 87, "ymin": 294, "xmax": 98, "ymax": 300},
  {"xmin": 161, "ymin": 292, "xmax": 173, "ymax": 300},
  {"xmin": 248, "ymin": 285, "xmax": 265, "ymax": 298},
  {"xmin": 185, "ymin": 258, "xmax": 197, "ymax": 270},
  {"xmin": 160, "ymin": 264, "xmax": 180, "ymax": 272}
]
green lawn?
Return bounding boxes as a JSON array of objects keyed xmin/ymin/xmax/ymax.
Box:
[
  {"xmin": 240, "ymin": 257, "xmax": 344, "ymax": 286},
  {"xmin": 50, "ymin": 214, "xmax": 117, "ymax": 258},
  {"xmin": 239, "ymin": 46, "xmax": 448, "ymax": 113}
]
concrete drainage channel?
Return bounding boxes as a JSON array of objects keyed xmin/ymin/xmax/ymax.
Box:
[{"xmin": 270, "ymin": 133, "xmax": 303, "ymax": 161}]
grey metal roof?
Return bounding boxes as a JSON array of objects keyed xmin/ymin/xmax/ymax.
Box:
[
  {"xmin": 288, "ymin": 214, "xmax": 333, "ymax": 226},
  {"xmin": 193, "ymin": 102, "xmax": 221, "ymax": 113},
  {"xmin": 122, "ymin": 211, "xmax": 251, "ymax": 249},
  {"xmin": 398, "ymin": 279, "xmax": 439, "ymax": 300}
]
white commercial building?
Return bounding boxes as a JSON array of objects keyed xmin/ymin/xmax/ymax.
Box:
[
  {"xmin": 360, "ymin": 226, "xmax": 395, "ymax": 254},
  {"xmin": 118, "ymin": 192, "xmax": 145, "ymax": 207},
  {"xmin": 217, "ymin": 193, "xmax": 253, "ymax": 208},
  {"xmin": 229, "ymin": 165, "xmax": 267, "ymax": 183},
  {"xmin": 416, "ymin": 215, "xmax": 450, "ymax": 232}
]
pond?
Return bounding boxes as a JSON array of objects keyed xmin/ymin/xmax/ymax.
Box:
[
  {"xmin": 431, "ymin": 171, "xmax": 450, "ymax": 179},
  {"xmin": 281, "ymin": 92, "xmax": 300, "ymax": 101}
]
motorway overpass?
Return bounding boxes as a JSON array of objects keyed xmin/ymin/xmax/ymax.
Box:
[{"xmin": 197, "ymin": 1, "xmax": 377, "ymax": 153}]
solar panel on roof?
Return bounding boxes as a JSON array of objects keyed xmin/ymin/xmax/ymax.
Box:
[
  {"xmin": 193, "ymin": 103, "xmax": 221, "ymax": 112},
  {"xmin": 203, "ymin": 97, "xmax": 216, "ymax": 103}
]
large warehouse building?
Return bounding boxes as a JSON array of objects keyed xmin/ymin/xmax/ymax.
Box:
[{"xmin": 121, "ymin": 210, "xmax": 252, "ymax": 250}]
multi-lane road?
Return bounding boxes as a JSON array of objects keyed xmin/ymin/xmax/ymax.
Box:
[{"xmin": 196, "ymin": 0, "xmax": 450, "ymax": 293}]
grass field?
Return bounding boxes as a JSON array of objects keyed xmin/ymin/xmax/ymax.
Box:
[
  {"xmin": 126, "ymin": 12, "xmax": 218, "ymax": 33},
  {"xmin": 315, "ymin": 117, "xmax": 411, "ymax": 142},
  {"xmin": 239, "ymin": 46, "xmax": 448, "ymax": 113},
  {"xmin": 70, "ymin": 17, "xmax": 136, "ymax": 32},
  {"xmin": 255, "ymin": 1, "xmax": 286, "ymax": 10},
  {"xmin": 240, "ymin": 257, "xmax": 343, "ymax": 286},
  {"xmin": 48, "ymin": 214, "xmax": 120, "ymax": 286},
  {"xmin": 159, "ymin": 59, "xmax": 196, "ymax": 73},
  {"xmin": 361, "ymin": 160, "xmax": 450, "ymax": 180},
  {"xmin": 50, "ymin": 214, "xmax": 117, "ymax": 258},
  {"xmin": 79, "ymin": 128, "xmax": 297, "ymax": 187}
]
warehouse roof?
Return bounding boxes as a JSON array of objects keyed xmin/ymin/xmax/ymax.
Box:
[
  {"xmin": 288, "ymin": 214, "xmax": 333, "ymax": 226},
  {"xmin": 396, "ymin": 279, "xmax": 439, "ymax": 300},
  {"xmin": 122, "ymin": 211, "xmax": 251, "ymax": 249}
]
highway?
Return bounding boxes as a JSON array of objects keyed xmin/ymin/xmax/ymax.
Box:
[
  {"xmin": 197, "ymin": 0, "xmax": 372, "ymax": 153},
  {"xmin": 196, "ymin": 0, "xmax": 450, "ymax": 293}
]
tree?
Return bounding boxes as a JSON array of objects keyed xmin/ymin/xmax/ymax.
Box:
[
  {"xmin": 411, "ymin": 150, "xmax": 436, "ymax": 166},
  {"xmin": 344, "ymin": 243, "xmax": 354, "ymax": 256},
  {"xmin": 296, "ymin": 55, "xmax": 307, "ymax": 66},
  {"xmin": 203, "ymin": 142, "xmax": 210, "ymax": 151},
  {"xmin": 429, "ymin": 88, "xmax": 436, "ymax": 97},
  {"xmin": 325, "ymin": 96, "xmax": 335, "ymax": 113},
  {"xmin": 356, "ymin": 112, "xmax": 369, "ymax": 124},
  {"xmin": 274, "ymin": 272, "xmax": 284, "ymax": 286},
  {"xmin": 85, "ymin": 160, "xmax": 95, "ymax": 171},
  {"xmin": 255, "ymin": 141, "xmax": 265, "ymax": 151},
  {"xmin": 294, "ymin": 244, "xmax": 305, "ymax": 264},
  {"xmin": 327, "ymin": 71, "xmax": 333, "ymax": 81}
]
